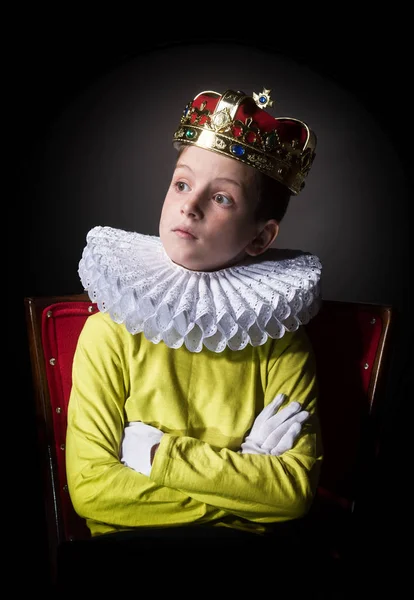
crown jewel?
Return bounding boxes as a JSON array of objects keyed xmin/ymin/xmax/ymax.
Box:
[
  {"xmin": 173, "ymin": 88, "xmax": 317, "ymax": 195},
  {"xmin": 252, "ymin": 88, "xmax": 274, "ymax": 109}
]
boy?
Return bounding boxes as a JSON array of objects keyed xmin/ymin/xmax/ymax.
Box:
[{"xmin": 63, "ymin": 86, "xmax": 322, "ymax": 585}]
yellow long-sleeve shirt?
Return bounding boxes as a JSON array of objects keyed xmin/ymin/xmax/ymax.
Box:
[{"xmin": 66, "ymin": 311, "xmax": 323, "ymax": 536}]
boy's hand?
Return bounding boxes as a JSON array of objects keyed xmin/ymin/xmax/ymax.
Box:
[
  {"xmin": 120, "ymin": 422, "xmax": 164, "ymax": 476},
  {"xmin": 240, "ymin": 394, "xmax": 309, "ymax": 456}
]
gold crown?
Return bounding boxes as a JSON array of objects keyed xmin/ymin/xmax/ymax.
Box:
[{"xmin": 173, "ymin": 88, "xmax": 317, "ymax": 195}]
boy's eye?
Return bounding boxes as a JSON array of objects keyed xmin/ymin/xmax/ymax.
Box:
[
  {"xmin": 214, "ymin": 193, "xmax": 233, "ymax": 206},
  {"xmin": 175, "ymin": 181, "xmax": 190, "ymax": 192}
]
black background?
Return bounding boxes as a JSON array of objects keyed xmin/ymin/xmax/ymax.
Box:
[{"xmin": 11, "ymin": 18, "xmax": 411, "ymax": 589}]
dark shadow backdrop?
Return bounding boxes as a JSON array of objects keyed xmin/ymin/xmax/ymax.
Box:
[{"xmin": 13, "ymin": 28, "xmax": 410, "ymax": 587}]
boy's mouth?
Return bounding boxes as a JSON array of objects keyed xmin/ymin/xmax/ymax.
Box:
[{"xmin": 173, "ymin": 227, "xmax": 197, "ymax": 239}]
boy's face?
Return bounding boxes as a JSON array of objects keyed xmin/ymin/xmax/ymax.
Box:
[{"xmin": 159, "ymin": 146, "xmax": 268, "ymax": 272}]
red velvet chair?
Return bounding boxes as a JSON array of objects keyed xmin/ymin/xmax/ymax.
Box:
[
  {"xmin": 304, "ymin": 300, "xmax": 394, "ymax": 565},
  {"xmin": 24, "ymin": 294, "xmax": 394, "ymax": 585}
]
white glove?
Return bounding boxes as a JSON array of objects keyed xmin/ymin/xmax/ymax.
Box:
[
  {"xmin": 120, "ymin": 421, "xmax": 164, "ymax": 477},
  {"xmin": 240, "ymin": 393, "xmax": 309, "ymax": 456}
]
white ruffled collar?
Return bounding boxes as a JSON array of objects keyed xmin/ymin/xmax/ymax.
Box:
[{"xmin": 79, "ymin": 225, "xmax": 322, "ymax": 353}]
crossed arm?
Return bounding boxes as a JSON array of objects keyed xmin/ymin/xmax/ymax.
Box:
[{"xmin": 121, "ymin": 393, "xmax": 310, "ymax": 475}]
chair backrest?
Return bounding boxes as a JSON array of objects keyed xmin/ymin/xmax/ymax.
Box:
[
  {"xmin": 24, "ymin": 294, "xmax": 94, "ymax": 582},
  {"xmin": 24, "ymin": 294, "xmax": 394, "ymax": 576},
  {"xmin": 305, "ymin": 300, "xmax": 393, "ymax": 515}
]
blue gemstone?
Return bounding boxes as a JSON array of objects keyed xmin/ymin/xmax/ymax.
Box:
[
  {"xmin": 231, "ymin": 144, "xmax": 245, "ymax": 157},
  {"xmin": 259, "ymin": 96, "xmax": 266, "ymax": 104}
]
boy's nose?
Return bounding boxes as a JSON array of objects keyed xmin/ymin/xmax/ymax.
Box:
[{"xmin": 180, "ymin": 195, "xmax": 203, "ymax": 219}]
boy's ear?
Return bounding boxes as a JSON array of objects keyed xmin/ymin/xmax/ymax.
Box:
[{"xmin": 245, "ymin": 220, "xmax": 279, "ymax": 257}]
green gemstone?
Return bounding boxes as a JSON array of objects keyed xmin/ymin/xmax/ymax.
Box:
[
  {"xmin": 266, "ymin": 132, "xmax": 278, "ymax": 150},
  {"xmin": 185, "ymin": 129, "xmax": 196, "ymax": 139}
]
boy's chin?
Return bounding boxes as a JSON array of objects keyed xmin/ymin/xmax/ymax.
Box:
[
  {"xmin": 162, "ymin": 239, "xmax": 249, "ymax": 272},
  {"xmin": 170, "ymin": 256, "xmax": 210, "ymax": 272},
  {"xmin": 167, "ymin": 251, "xmax": 217, "ymax": 272},
  {"xmin": 169, "ymin": 253, "xmax": 246, "ymax": 273}
]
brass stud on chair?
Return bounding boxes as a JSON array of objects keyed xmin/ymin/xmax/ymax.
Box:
[
  {"xmin": 49, "ymin": 358, "xmax": 56, "ymax": 366},
  {"xmin": 364, "ymin": 363, "xmax": 369, "ymax": 370},
  {"xmin": 47, "ymin": 310, "xmax": 53, "ymax": 318}
]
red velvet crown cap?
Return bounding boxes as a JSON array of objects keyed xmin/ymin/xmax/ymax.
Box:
[{"xmin": 191, "ymin": 92, "xmax": 309, "ymax": 149}]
